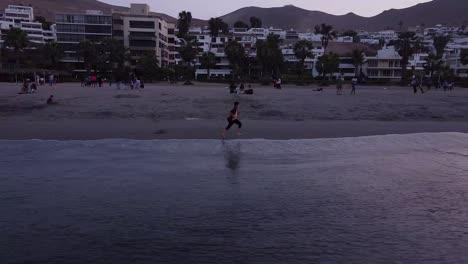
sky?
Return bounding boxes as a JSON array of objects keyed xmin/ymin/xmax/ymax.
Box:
[{"xmin": 100, "ymin": 0, "xmax": 432, "ymax": 19}]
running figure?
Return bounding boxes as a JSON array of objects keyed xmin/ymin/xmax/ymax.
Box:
[
  {"xmin": 411, "ymin": 75, "xmax": 424, "ymax": 94},
  {"xmin": 222, "ymin": 101, "xmax": 242, "ymax": 139}
]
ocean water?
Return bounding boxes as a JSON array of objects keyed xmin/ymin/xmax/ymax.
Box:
[{"xmin": 1, "ymin": 133, "xmax": 468, "ymax": 264}]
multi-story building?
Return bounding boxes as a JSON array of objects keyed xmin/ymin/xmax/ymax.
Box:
[
  {"xmin": 112, "ymin": 4, "xmax": 172, "ymax": 67},
  {"xmin": 0, "ymin": 5, "xmax": 56, "ymax": 45},
  {"xmin": 365, "ymin": 46, "xmax": 428, "ymax": 80},
  {"xmin": 444, "ymin": 37, "xmax": 468, "ymax": 78},
  {"xmin": 55, "ymin": 10, "xmax": 112, "ymax": 70}
]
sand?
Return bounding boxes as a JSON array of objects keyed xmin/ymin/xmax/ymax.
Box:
[{"xmin": 1, "ymin": 82, "xmax": 467, "ymax": 139}]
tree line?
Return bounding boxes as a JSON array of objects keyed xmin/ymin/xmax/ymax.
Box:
[{"xmin": 1, "ymin": 13, "xmax": 466, "ymax": 84}]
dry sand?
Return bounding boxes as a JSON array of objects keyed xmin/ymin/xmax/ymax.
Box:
[{"xmin": 1, "ymin": 82, "xmax": 467, "ymax": 139}]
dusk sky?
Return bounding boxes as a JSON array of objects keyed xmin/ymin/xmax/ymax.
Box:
[{"xmin": 101, "ymin": 0, "xmax": 432, "ymax": 19}]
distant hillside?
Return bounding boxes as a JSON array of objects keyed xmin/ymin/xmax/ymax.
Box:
[
  {"xmin": 0, "ymin": 0, "xmax": 206, "ymax": 26},
  {"xmin": 221, "ymin": 0, "xmax": 468, "ymax": 31},
  {"xmin": 1, "ymin": 0, "xmax": 467, "ymax": 31}
]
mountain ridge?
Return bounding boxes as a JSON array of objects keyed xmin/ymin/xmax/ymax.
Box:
[{"xmin": 0, "ymin": 0, "xmax": 467, "ymax": 31}]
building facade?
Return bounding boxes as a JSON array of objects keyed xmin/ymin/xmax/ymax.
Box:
[
  {"xmin": 55, "ymin": 10, "xmax": 112, "ymax": 70},
  {"xmin": 112, "ymin": 4, "xmax": 173, "ymax": 67},
  {"xmin": 0, "ymin": 5, "xmax": 56, "ymax": 45}
]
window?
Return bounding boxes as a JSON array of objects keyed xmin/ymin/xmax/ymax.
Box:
[
  {"xmin": 130, "ymin": 31, "xmax": 155, "ymax": 37},
  {"xmin": 113, "ymin": 19, "xmax": 124, "ymax": 25},
  {"xmin": 159, "ymin": 22, "xmax": 162, "ymax": 30},
  {"xmin": 85, "ymin": 16, "xmax": 111, "ymax": 25},
  {"xmin": 56, "ymin": 24, "xmax": 86, "ymax": 33},
  {"xmin": 57, "ymin": 33, "xmax": 85, "ymax": 42},
  {"xmin": 129, "ymin": 40, "xmax": 156, "ymax": 47},
  {"xmin": 85, "ymin": 25, "xmax": 112, "ymax": 34},
  {"xmin": 168, "ymin": 28, "xmax": 175, "ymax": 35},
  {"xmin": 383, "ymin": 70, "xmax": 392, "ymax": 77},
  {"xmin": 368, "ymin": 69, "xmax": 379, "ymax": 76},
  {"xmin": 368, "ymin": 60, "xmax": 378, "ymax": 67},
  {"xmin": 129, "ymin": 21, "xmax": 155, "ymax": 29}
]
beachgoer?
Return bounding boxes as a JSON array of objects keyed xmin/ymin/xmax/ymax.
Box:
[
  {"xmin": 336, "ymin": 76, "xmax": 343, "ymax": 95},
  {"xmin": 411, "ymin": 75, "xmax": 424, "ymax": 94},
  {"xmin": 49, "ymin": 74, "xmax": 54, "ymax": 86},
  {"xmin": 222, "ymin": 101, "xmax": 242, "ymax": 139},
  {"xmin": 351, "ymin": 77, "xmax": 357, "ymax": 95},
  {"xmin": 29, "ymin": 82, "xmax": 37, "ymax": 93},
  {"xmin": 135, "ymin": 78, "xmax": 141, "ymax": 89},
  {"xmin": 46, "ymin": 95, "xmax": 55, "ymax": 105}
]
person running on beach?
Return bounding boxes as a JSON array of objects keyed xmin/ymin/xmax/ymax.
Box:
[
  {"xmin": 222, "ymin": 101, "xmax": 242, "ymax": 139},
  {"xmin": 411, "ymin": 75, "xmax": 424, "ymax": 94}
]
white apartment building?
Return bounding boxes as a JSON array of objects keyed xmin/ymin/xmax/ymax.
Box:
[
  {"xmin": 0, "ymin": 5, "xmax": 56, "ymax": 45},
  {"xmin": 444, "ymin": 37, "xmax": 468, "ymax": 78},
  {"xmin": 112, "ymin": 4, "xmax": 173, "ymax": 66},
  {"xmin": 365, "ymin": 46, "xmax": 428, "ymax": 80}
]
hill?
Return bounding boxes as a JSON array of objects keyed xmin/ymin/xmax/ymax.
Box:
[
  {"xmin": 221, "ymin": 0, "xmax": 468, "ymax": 31},
  {"xmin": 1, "ymin": 0, "xmax": 467, "ymax": 31}
]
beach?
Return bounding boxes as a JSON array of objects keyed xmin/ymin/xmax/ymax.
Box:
[{"xmin": 1, "ymin": 82, "xmax": 468, "ymax": 139}]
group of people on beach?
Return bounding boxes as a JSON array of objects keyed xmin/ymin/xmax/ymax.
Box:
[
  {"xmin": 81, "ymin": 75, "xmax": 104, "ymax": 87},
  {"xmin": 411, "ymin": 75, "xmax": 455, "ymax": 94},
  {"xmin": 335, "ymin": 76, "xmax": 358, "ymax": 95},
  {"xmin": 18, "ymin": 74, "xmax": 57, "ymax": 94}
]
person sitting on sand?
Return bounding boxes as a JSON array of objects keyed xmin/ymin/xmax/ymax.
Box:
[
  {"xmin": 46, "ymin": 95, "xmax": 57, "ymax": 105},
  {"xmin": 29, "ymin": 82, "xmax": 38, "ymax": 93},
  {"xmin": 222, "ymin": 101, "xmax": 242, "ymax": 139},
  {"xmin": 19, "ymin": 80, "xmax": 29, "ymax": 94}
]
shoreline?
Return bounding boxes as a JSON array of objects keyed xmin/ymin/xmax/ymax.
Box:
[{"xmin": 2, "ymin": 118, "xmax": 468, "ymax": 140}]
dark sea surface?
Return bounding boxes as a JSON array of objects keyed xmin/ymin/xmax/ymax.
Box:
[{"xmin": 1, "ymin": 133, "xmax": 468, "ymax": 264}]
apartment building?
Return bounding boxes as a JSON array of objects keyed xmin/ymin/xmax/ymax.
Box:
[
  {"xmin": 55, "ymin": 10, "xmax": 112, "ymax": 70},
  {"xmin": 193, "ymin": 29, "xmax": 233, "ymax": 79},
  {"xmin": 444, "ymin": 37, "xmax": 468, "ymax": 78},
  {"xmin": 112, "ymin": 4, "xmax": 172, "ymax": 67},
  {"xmin": 365, "ymin": 46, "xmax": 428, "ymax": 80},
  {"xmin": 0, "ymin": 5, "xmax": 56, "ymax": 45}
]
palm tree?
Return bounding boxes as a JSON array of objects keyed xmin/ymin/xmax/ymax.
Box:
[
  {"xmin": 178, "ymin": 36, "xmax": 199, "ymax": 84},
  {"xmin": 316, "ymin": 53, "xmax": 340, "ymax": 80},
  {"xmin": 351, "ymin": 48, "xmax": 366, "ymax": 77},
  {"xmin": 199, "ymin": 52, "xmax": 217, "ymax": 80},
  {"xmin": 177, "ymin": 11, "xmax": 192, "ymax": 39},
  {"xmin": 460, "ymin": 49, "xmax": 468, "ymax": 65},
  {"xmin": 433, "ymin": 36, "xmax": 450, "ymax": 59},
  {"xmin": 3, "ymin": 28, "xmax": 29, "ymax": 82},
  {"xmin": 256, "ymin": 34, "xmax": 283, "ymax": 77},
  {"xmin": 208, "ymin": 17, "xmax": 228, "ymax": 51},
  {"xmin": 293, "ymin": 40, "xmax": 314, "ymax": 79},
  {"xmin": 424, "ymin": 53, "xmax": 443, "ymax": 85},
  {"xmin": 42, "ymin": 42, "xmax": 64, "ymax": 70},
  {"xmin": 78, "ymin": 40, "xmax": 98, "ymax": 73},
  {"xmin": 225, "ymin": 40, "xmax": 246, "ymax": 79},
  {"xmin": 315, "ymin": 24, "xmax": 336, "ymax": 51},
  {"xmin": 394, "ymin": 32, "xmax": 420, "ymax": 85}
]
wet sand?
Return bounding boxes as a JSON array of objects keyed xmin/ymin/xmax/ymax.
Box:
[{"xmin": 1, "ymin": 82, "xmax": 467, "ymax": 139}]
